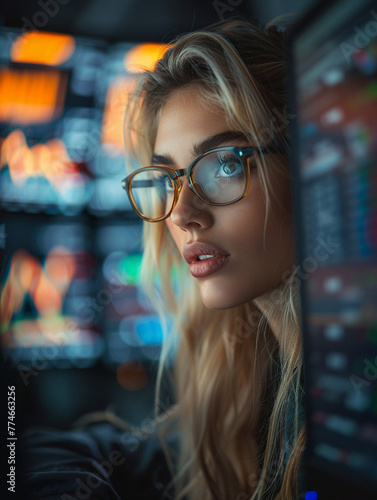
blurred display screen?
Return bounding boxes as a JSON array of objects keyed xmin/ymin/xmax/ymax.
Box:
[
  {"xmin": 291, "ymin": 0, "xmax": 377, "ymax": 495},
  {"xmin": 0, "ymin": 29, "xmax": 169, "ymax": 370},
  {"xmin": 0, "ymin": 30, "xmax": 169, "ymax": 214}
]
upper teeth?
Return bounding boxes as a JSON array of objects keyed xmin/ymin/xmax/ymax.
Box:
[{"xmin": 198, "ymin": 255, "xmax": 215, "ymax": 260}]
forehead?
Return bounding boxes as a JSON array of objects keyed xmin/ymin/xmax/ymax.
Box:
[{"xmin": 154, "ymin": 87, "xmax": 229, "ymax": 154}]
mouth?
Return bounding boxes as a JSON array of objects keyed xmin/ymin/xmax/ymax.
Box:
[
  {"xmin": 183, "ymin": 242, "xmax": 230, "ymax": 278},
  {"xmin": 197, "ymin": 254, "xmax": 215, "ymax": 261}
]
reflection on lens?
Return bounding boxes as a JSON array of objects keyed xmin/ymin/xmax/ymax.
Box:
[
  {"xmin": 193, "ymin": 150, "xmax": 246, "ymax": 203},
  {"xmin": 130, "ymin": 168, "xmax": 174, "ymax": 219}
]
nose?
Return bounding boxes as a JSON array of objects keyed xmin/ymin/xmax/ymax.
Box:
[{"xmin": 169, "ymin": 180, "xmax": 213, "ymax": 230}]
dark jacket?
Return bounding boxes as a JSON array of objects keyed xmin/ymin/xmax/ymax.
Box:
[{"xmin": 20, "ymin": 423, "xmax": 175, "ymax": 500}]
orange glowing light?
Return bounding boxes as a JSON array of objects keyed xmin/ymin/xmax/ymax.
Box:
[
  {"xmin": 0, "ymin": 247, "xmax": 76, "ymax": 334},
  {"xmin": 32, "ymin": 143, "xmax": 52, "ymax": 178},
  {"xmin": 0, "ymin": 129, "xmax": 77, "ymax": 186},
  {"xmin": 0, "ymin": 68, "xmax": 67, "ymax": 124},
  {"xmin": 19, "ymin": 253, "xmax": 40, "ymax": 291},
  {"xmin": 11, "ymin": 32, "xmax": 75, "ymax": 66},
  {"xmin": 45, "ymin": 247, "xmax": 76, "ymax": 293},
  {"xmin": 116, "ymin": 361, "xmax": 148, "ymax": 390},
  {"xmin": 0, "ymin": 251, "xmax": 39, "ymax": 332},
  {"xmin": 124, "ymin": 43, "xmax": 171, "ymax": 73},
  {"xmin": 101, "ymin": 77, "xmax": 136, "ymax": 148},
  {"xmin": 33, "ymin": 271, "xmax": 63, "ymax": 315}
]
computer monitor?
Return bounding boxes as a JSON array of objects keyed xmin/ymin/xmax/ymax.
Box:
[
  {"xmin": 288, "ymin": 0, "xmax": 377, "ymax": 498},
  {"xmin": 0, "ymin": 29, "xmax": 169, "ymax": 371},
  {"xmin": 0, "ymin": 28, "xmax": 172, "ymax": 437}
]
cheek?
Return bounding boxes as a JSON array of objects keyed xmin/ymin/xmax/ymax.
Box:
[
  {"xmin": 223, "ymin": 193, "xmax": 268, "ymax": 251},
  {"xmin": 225, "ymin": 182, "xmax": 293, "ymax": 262}
]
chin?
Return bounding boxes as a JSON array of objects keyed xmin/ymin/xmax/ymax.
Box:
[
  {"xmin": 198, "ymin": 278, "xmax": 276, "ymax": 311},
  {"xmin": 199, "ymin": 289, "xmax": 252, "ymax": 311}
]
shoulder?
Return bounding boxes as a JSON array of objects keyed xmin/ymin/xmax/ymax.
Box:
[{"xmin": 20, "ymin": 423, "xmax": 176, "ymax": 500}]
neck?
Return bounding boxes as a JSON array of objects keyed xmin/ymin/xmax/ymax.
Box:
[{"xmin": 253, "ymin": 282, "xmax": 290, "ymax": 341}]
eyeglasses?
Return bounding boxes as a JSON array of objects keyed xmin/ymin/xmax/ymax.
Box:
[{"xmin": 121, "ymin": 146, "xmax": 278, "ymax": 222}]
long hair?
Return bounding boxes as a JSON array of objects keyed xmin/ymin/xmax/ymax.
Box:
[{"xmin": 124, "ymin": 19, "xmax": 305, "ymax": 500}]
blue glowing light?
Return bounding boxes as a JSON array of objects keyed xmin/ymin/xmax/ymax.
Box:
[{"xmin": 305, "ymin": 492, "xmax": 318, "ymax": 500}]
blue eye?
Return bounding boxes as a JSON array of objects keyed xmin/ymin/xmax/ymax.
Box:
[
  {"xmin": 215, "ymin": 155, "xmax": 243, "ymax": 178},
  {"xmin": 222, "ymin": 162, "xmax": 239, "ymax": 175}
]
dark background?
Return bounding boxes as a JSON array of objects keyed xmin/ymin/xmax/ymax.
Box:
[{"xmin": 1, "ymin": 0, "xmax": 317, "ymax": 42}]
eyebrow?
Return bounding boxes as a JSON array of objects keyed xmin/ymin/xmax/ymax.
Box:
[
  {"xmin": 151, "ymin": 130, "xmax": 249, "ymax": 167},
  {"xmin": 192, "ymin": 130, "xmax": 249, "ymax": 156}
]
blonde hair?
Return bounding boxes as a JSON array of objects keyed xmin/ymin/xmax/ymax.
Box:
[{"xmin": 124, "ymin": 19, "xmax": 305, "ymax": 500}]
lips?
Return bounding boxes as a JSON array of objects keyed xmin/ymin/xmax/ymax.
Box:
[{"xmin": 183, "ymin": 241, "xmax": 230, "ymax": 278}]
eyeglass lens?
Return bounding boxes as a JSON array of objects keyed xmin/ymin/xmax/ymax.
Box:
[{"xmin": 129, "ymin": 149, "xmax": 247, "ymax": 220}]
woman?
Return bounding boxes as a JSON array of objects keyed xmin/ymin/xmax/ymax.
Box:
[
  {"xmin": 122, "ymin": 17, "xmax": 305, "ymax": 500},
  {"xmin": 20, "ymin": 18, "xmax": 305, "ymax": 500}
]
